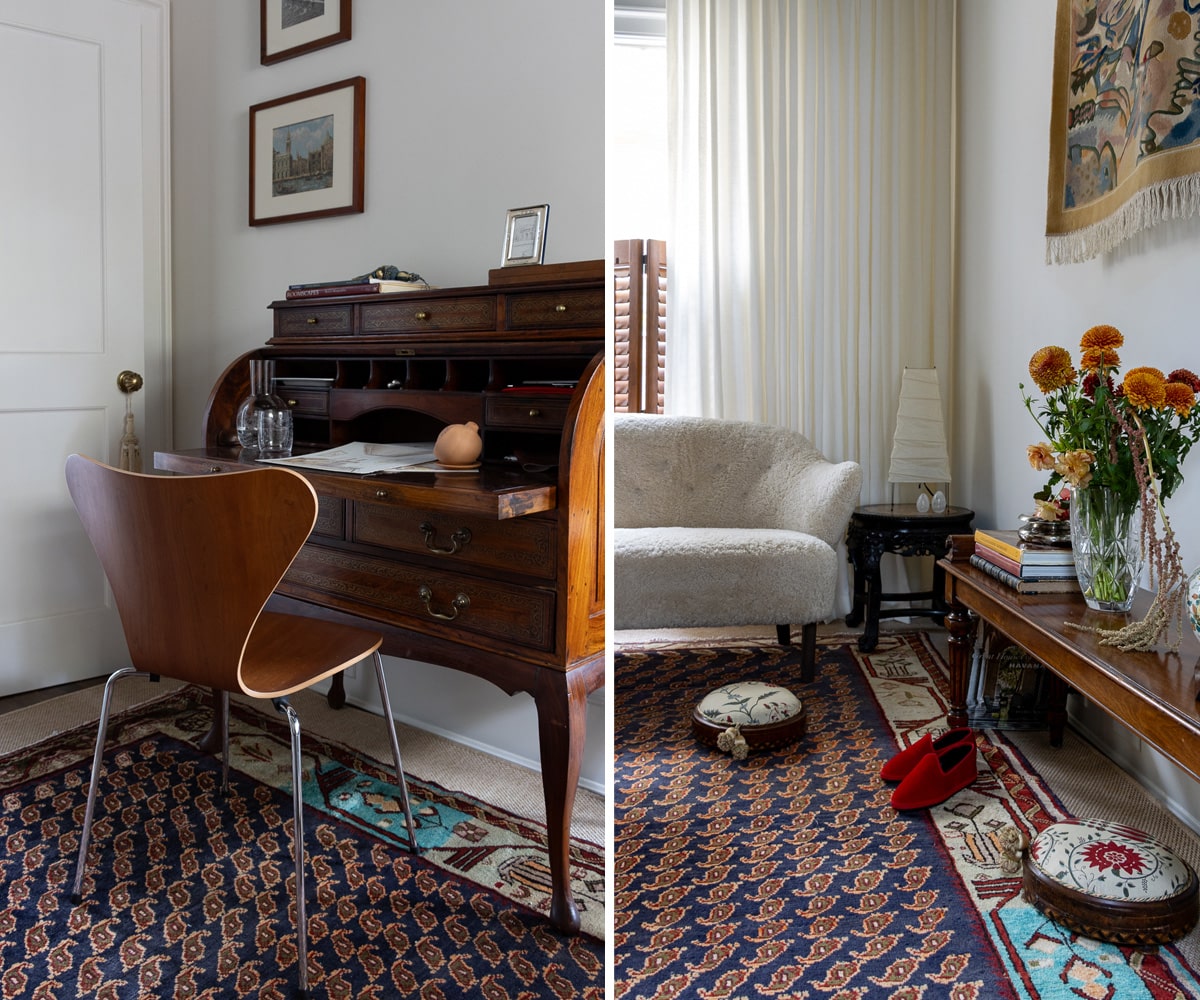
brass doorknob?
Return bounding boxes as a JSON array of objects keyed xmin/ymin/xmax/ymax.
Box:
[{"xmin": 117, "ymin": 370, "xmax": 144, "ymax": 394}]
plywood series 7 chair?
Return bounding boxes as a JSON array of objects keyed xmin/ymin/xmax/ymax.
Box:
[{"xmin": 64, "ymin": 454, "xmax": 418, "ymax": 999}]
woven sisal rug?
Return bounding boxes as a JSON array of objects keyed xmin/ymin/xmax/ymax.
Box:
[
  {"xmin": 0, "ymin": 684, "xmax": 603, "ymax": 998},
  {"xmin": 614, "ymin": 630, "xmax": 1200, "ymax": 998}
]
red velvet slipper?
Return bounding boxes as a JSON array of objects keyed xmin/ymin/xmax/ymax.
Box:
[
  {"xmin": 880, "ymin": 728, "xmax": 973, "ymax": 783},
  {"xmin": 889, "ymin": 742, "xmax": 978, "ymax": 811}
]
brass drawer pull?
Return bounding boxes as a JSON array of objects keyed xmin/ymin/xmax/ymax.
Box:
[
  {"xmin": 555, "ymin": 304, "xmax": 567, "ymax": 313},
  {"xmin": 529, "ymin": 408, "xmax": 541, "ymax": 418},
  {"xmin": 375, "ymin": 489, "xmax": 390, "ymax": 499},
  {"xmin": 306, "ymin": 317, "xmax": 319, "ymax": 325},
  {"xmin": 418, "ymin": 585, "xmax": 469, "ymax": 621},
  {"xmin": 415, "ymin": 311, "xmax": 430, "ymax": 321},
  {"xmin": 419, "ymin": 522, "xmax": 472, "ymax": 555}
]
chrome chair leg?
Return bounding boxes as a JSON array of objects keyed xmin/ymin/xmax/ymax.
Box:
[
  {"xmin": 70, "ymin": 666, "xmax": 141, "ymax": 903},
  {"xmin": 371, "ymin": 652, "xmax": 419, "ymax": 853},
  {"xmin": 273, "ymin": 697, "xmax": 310, "ymax": 999}
]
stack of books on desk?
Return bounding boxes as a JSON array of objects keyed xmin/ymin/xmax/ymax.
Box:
[
  {"xmin": 284, "ymin": 277, "xmax": 433, "ymax": 300},
  {"xmin": 970, "ymin": 528, "xmax": 1078, "ymax": 594}
]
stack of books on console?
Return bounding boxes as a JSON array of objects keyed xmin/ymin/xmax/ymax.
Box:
[{"xmin": 970, "ymin": 528, "xmax": 1078, "ymax": 594}]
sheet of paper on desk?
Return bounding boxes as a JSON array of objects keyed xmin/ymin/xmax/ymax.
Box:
[{"xmin": 259, "ymin": 441, "xmax": 438, "ymax": 475}]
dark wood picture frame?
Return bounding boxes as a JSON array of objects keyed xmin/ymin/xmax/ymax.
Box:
[
  {"xmin": 249, "ymin": 77, "xmax": 365, "ymax": 227},
  {"xmin": 261, "ymin": 0, "xmax": 351, "ymax": 65}
]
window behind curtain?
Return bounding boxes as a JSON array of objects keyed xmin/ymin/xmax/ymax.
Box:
[{"xmin": 612, "ymin": 1, "xmax": 668, "ymax": 413}]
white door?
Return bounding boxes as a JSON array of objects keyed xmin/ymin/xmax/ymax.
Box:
[{"xmin": 0, "ymin": 0, "xmax": 170, "ymax": 695}]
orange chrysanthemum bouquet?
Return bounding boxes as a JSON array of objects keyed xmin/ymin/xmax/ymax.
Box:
[{"xmin": 1021, "ymin": 325, "xmax": 1200, "ymax": 648}]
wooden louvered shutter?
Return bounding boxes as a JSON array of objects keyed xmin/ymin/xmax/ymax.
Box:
[
  {"xmin": 614, "ymin": 239, "xmax": 643, "ymax": 412},
  {"xmin": 644, "ymin": 239, "xmax": 666, "ymax": 413},
  {"xmin": 613, "ymin": 238, "xmax": 667, "ymax": 413}
]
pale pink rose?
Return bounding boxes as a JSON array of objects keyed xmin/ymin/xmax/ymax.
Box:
[{"xmin": 1027, "ymin": 442, "xmax": 1056, "ymax": 471}]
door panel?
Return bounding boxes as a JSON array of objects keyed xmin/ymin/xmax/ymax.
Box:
[{"xmin": 0, "ymin": 0, "xmax": 169, "ymax": 694}]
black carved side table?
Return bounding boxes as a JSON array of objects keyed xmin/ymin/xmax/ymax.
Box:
[{"xmin": 845, "ymin": 503, "xmax": 975, "ymax": 652}]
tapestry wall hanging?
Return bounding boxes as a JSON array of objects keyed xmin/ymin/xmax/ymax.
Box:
[{"xmin": 1046, "ymin": 0, "xmax": 1200, "ymax": 264}]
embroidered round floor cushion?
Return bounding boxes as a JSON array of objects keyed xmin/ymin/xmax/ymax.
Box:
[
  {"xmin": 691, "ymin": 681, "xmax": 805, "ymax": 758},
  {"xmin": 1023, "ymin": 818, "xmax": 1199, "ymax": 946}
]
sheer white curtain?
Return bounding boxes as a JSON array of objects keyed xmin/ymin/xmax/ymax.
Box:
[{"xmin": 666, "ymin": 0, "xmax": 956, "ymax": 506}]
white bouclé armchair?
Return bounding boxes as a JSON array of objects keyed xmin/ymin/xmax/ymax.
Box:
[{"xmin": 614, "ymin": 414, "xmax": 863, "ymax": 681}]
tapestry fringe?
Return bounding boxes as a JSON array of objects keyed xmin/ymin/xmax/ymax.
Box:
[{"xmin": 1046, "ymin": 172, "xmax": 1200, "ymax": 264}]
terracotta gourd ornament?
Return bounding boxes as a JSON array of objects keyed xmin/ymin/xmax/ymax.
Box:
[{"xmin": 433, "ymin": 421, "xmax": 482, "ymax": 467}]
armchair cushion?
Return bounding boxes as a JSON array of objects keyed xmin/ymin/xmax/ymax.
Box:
[{"xmin": 614, "ymin": 414, "xmax": 863, "ymax": 642}]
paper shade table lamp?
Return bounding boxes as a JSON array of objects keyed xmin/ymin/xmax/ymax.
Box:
[{"xmin": 888, "ymin": 367, "xmax": 951, "ymax": 512}]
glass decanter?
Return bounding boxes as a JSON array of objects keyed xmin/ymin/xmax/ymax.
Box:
[{"xmin": 235, "ymin": 359, "xmax": 293, "ymax": 457}]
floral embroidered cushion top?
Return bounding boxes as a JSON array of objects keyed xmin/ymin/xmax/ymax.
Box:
[
  {"xmin": 1029, "ymin": 819, "xmax": 1194, "ymax": 903},
  {"xmin": 695, "ymin": 682, "xmax": 803, "ymax": 728},
  {"xmin": 693, "ymin": 681, "xmax": 805, "ymax": 758}
]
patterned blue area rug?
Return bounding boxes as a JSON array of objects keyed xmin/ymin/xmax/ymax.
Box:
[
  {"xmin": 0, "ymin": 685, "xmax": 602, "ymax": 998},
  {"xmin": 614, "ymin": 632, "xmax": 1200, "ymax": 999}
]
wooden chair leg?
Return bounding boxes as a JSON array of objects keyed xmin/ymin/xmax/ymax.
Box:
[
  {"xmin": 778, "ymin": 624, "xmax": 817, "ymax": 682},
  {"xmin": 800, "ymin": 622, "xmax": 816, "ymax": 683}
]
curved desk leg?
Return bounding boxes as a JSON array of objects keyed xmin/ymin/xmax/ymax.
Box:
[
  {"xmin": 196, "ymin": 687, "xmax": 226, "ymax": 754},
  {"xmin": 945, "ymin": 600, "xmax": 975, "ymax": 730},
  {"xmin": 534, "ymin": 667, "xmax": 590, "ymax": 935},
  {"xmin": 326, "ymin": 671, "xmax": 346, "ymax": 709}
]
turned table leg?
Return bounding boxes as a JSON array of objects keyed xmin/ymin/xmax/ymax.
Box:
[
  {"xmin": 1047, "ymin": 673, "xmax": 1068, "ymax": 748},
  {"xmin": 945, "ymin": 599, "xmax": 975, "ymax": 730}
]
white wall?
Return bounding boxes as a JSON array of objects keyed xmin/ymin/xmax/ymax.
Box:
[
  {"xmin": 957, "ymin": 3, "xmax": 1200, "ymax": 829},
  {"xmin": 169, "ymin": 1, "xmax": 606, "ymax": 791}
]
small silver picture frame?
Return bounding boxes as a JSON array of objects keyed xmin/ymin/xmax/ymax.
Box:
[{"xmin": 501, "ymin": 204, "xmax": 549, "ymax": 267}]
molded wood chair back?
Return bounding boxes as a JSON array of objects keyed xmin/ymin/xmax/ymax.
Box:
[
  {"xmin": 63, "ymin": 455, "xmax": 418, "ymax": 998},
  {"xmin": 65, "ymin": 453, "xmax": 315, "ymax": 693}
]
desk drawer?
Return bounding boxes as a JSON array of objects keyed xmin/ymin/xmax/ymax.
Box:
[
  {"xmin": 283, "ymin": 545, "xmax": 555, "ymax": 651},
  {"xmin": 486, "ymin": 394, "xmax": 572, "ymax": 431},
  {"xmin": 351, "ymin": 503, "xmax": 555, "ymax": 580},
  {"xmin": 314, "ymin": 494, "xmax": 344, "ymax": 539},
  {"xmin": 279, "ymin": 387, "xmax": 330, "ymax": 416},
  {"xmin": 360, "ymin": 296, "xmax": 496, "ymax": 334},
  {"xmin": 275, "ymin": 304, "xmax": 354, "ymax": 337},
  {"xmin": 505, "ymin": 290, "xmax": 603, "ymax": 330}
]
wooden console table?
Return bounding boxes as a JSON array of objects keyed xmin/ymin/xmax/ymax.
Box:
[
  {"xmin": 155, "ymin": 262, "xmax": 604, "ymax": 934},
  {"xmin": 941, "ymin": 556, "xmax": 1200, "ymax": 781}
]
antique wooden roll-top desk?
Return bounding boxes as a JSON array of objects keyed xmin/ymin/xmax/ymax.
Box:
[{"xmin": 154, "ymin": 260, "xmax": 605, "ymax": 934}]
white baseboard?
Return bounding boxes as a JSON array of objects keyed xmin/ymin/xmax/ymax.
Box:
[
  {"xmin": 313, "ymin": 655, "xmax": 606, "ymax": 797},
  {"xmin": 337, "ymin": 688, "xmax": 605, "ymax": 796}
]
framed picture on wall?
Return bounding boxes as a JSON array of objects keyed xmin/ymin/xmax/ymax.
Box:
[
  {"xmin": 501, "ymin": 204, "xmax": 550, "ymax": 267},
  {"xmin": 261, "ymin": 0, "xmax": 351, "ymax": 65},
  {"xmin": 249, "ymin": 77, "xmax": 365, "ymax": 227}
]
